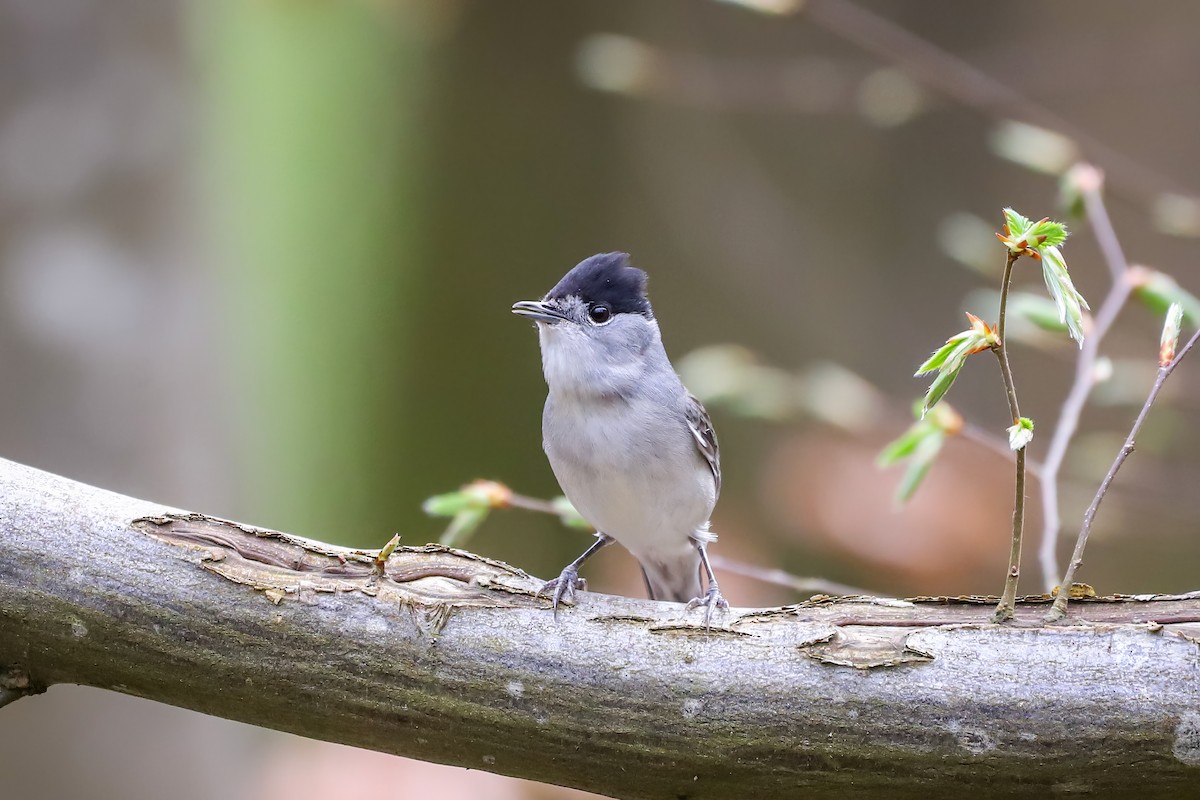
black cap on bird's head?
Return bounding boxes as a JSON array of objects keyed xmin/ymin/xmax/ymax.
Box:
[
  {"xmin": 545, "ymin": 252, "xmax": 652, "ymax": 316},
  {"xmin": 512, "ymin": 252, "xmax": 653, "ymax": 325}
]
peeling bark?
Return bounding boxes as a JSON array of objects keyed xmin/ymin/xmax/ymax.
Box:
[{"xmin": 2, "ymin": 457, "xmax": 1200, "ymax": 798}]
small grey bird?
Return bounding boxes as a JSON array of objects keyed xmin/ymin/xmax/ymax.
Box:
[{"xmin": 512, "ymin": 252, "xmax": 727, "ymax": 620}]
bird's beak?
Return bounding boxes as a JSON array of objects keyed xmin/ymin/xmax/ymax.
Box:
[{"xmin": 512, "ymin": 300, "xmax": 569, "ymax": 324}]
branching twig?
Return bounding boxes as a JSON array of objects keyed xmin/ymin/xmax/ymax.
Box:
[
  {"xmin": 505, "ymin": 494, "xmax": 562, "ymax": 515},
  {"xmin": 1048, "ymin": 326, "xmax": 1200, "ymax": 621},
  {"xmin": 1037, "ymin": 167, "xmax": 1133, "ymax": 590},
  {"xmin": 991, "ymin": 251, "xmax": 1027, "ymax": 623},
  {"xmin": 707, "ymin": 555, "xmax": 871, "ymax": 597}
]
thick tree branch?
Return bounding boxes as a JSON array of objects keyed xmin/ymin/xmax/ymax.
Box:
[{"xmin": 3, "ymin": 457, "xmax": 1200, "ymax": 798}]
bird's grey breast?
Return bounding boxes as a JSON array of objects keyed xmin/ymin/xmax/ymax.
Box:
[
  {"xmin": 541, "ymin": 390, "xmax": 716, "ymax": 546},
  {"xmin": 543, "ymin": 391, "xmax": 689, "ymax": 472}
]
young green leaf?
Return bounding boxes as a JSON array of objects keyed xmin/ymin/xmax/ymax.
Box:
[
  {"xmin": 916, "ymin": 315, "xmax": 997, "ymax": 416},
  {"xmin": 1039, "ymin": 245, "xmax": 1089, "ymax": 345},
  {"xmin": 879, "ymin": 401, "xmax": 962, "ymax": 504},
  {"xmin": 997, "ymin": 209, "xmax": 1088, "ymax": 345},
  {"xmin": 551, "ymin": 496, "xmax": 593, "ymax": 530},
  {"xmin": 1027, "ymin": 218, "xmax": 1069, "ymax": 247},
  {"xmin": 1161, "ymin": 303, "xmax": 1185, "ymax": 366},
  {"xmin": 923, "ymin": 362, "xmax": 964, "ymax": 416},
  {"xmin": 1130, "ymin": 267, "xmax": 1200, "ymax": 325},
  {"xmin": 439, "ymin": 507, "xmax": 490, "ymax": 548},
  {"xmin": 1009, "ymin": 292, "xmax": 1069, "ymax": 333},
  {"xmin": 895, "ymin": 431, "xmax": 946, "ymax": 504},
  {"xmin": 915, "ymin": 335, "xmax": 970, "ymax": 376},
  {"xmin": 424, "ymin": 480, "xmax": 512, "ymax": 517},
  {"xmin": 423, "ymin": 490, "xmax": 474, "ymax": 517},
  {"xmin": 877, "ymin": 426, "xmax": 926, "ymax": 466},
  {"xmin": 1003, "ymin": 208, "xmax": 1032, "ymax": 238}
]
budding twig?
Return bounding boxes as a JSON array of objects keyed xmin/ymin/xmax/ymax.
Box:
[
  {"xmin": 1047, "ymin": 324, "xmax": 1200, "ymax": 621},
  {"xmin": 991, "ymin": 251, "xmax": 1027, "ymax": 623},
  {"xmin": 1037, "ymin": 167, "xmax": 1133, "ymax": 591}
]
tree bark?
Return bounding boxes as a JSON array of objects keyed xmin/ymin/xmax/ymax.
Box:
[{"xmin": 2, "ymin": 457, "xmax": 1200, "ymax": 799}]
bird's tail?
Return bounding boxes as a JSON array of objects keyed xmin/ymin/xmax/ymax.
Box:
[{"xmin": 639, "ymin": 546, "xmax": 703, "ymax": 603}]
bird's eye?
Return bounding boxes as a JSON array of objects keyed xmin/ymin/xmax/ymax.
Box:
[{"xmin": 588, "ymin": 305, "xmax": 612, "ymax": 324}]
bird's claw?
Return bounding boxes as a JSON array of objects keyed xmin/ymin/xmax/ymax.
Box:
[
  {"xmin": 539, "ymin": 567, "xmax": 587, "ymax": 616},
  {"xmin": 685, "ymin": 585, "xmax": 729, "ymax": 629}
]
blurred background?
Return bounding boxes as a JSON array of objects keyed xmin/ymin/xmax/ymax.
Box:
[{"xmin": 2, "ymin": 1, "xmax": 1199, "ymax": 798}]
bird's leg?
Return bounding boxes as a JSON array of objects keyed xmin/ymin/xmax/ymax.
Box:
[
  {"xmin": 539, "ymin": 533, "xmax": 613, "ymax": 615},
  {"xmin": 685, "ymin": 541, "xmax": 729, "ymax": 627}
]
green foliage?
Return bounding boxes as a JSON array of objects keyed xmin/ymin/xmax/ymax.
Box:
[
  {"xmin": 423, "ymin": 481, "xmax": 514, "ymax": 547},
  {"xmin": 1001, "ymin": 208, "xmax": 1067, "ymax": 247},
  {"xmin": 423, "ymin": 487, "xmax": 495, "ymax": 547},
  {"xmin": 1008, "ymin": 292, "xmax": 1069, "ymax": 334},
  {"xmin": 1002, "ymin": 208, "xmax": 1032, "ymax": 240},
  {"xmin": 895, "ymin": 433, "xmax": 945, "ymax": 504},
  {"xmin": 1161, "ymin": 303, "xmax": 1185, "ymax": 366},
  {"xmin": 915, "ymin": 315, "xmax": 997, "ymax": 417},
  {"xmin": 552, "ymin": 496, "xmax": 592, "ymax": 530},
  {"xmin": 1039, "ymin": 245, "xmax": 1088, "ymax": 345},
  {"xmin": 423, "ymin": 483, "xmax": 593, "ymax": 548},
  {"xmin": 1133, "ymin": 269, "xmax": 1200, "ymax": 326},
  {"xmin": 422, "ymin": 490, "xmax": 478, "ymax": 517},
  {"xmin": 999, "ymin": 208, "xmax": 1087, "ymax": 345},
  {"xmin": 878, "ymin": 402, "xmax": 961, "ymax": 504}
]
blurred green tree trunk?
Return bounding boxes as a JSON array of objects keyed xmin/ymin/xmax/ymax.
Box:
[{"xmin": 198, "ymin": 1, "xmax": 431, "ymax": 544}]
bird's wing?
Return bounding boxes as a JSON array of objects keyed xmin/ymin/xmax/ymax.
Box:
[{"xmin": 685, "ymin": 393, "xmax": 721, "ymax": 497}]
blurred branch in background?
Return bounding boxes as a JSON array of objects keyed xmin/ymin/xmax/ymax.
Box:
[
  {"xmin": 1035, "ymin": 165, "xmax": 1135, "ymax": 590},
  {"xmin": 576, "ymin": 31, "xmax": 927, "ymax": 125},
  {"xmin": 584, "ymin": 0, "xmax": 1200, "ymax": 237},
  {"xmin": 706, "ymin": 554, "xmax": 869, "ymax": 596},
  {"xmin": 723, "ymin": 0, "xmax": 1200, "ymax": 235}
]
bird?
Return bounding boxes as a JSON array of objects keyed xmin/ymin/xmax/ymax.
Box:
[{"xmin": 511, "ymin": 251, "xmax": 727, "ymax": 621}]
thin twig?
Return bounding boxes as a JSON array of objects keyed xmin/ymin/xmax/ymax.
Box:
[
  {"xmin": 1037, "ymin": 170, "xmax": 1133, "ymax": 590},
  {"xmin": 506, "ymin": 494, "xmax": 562, "ymax": 515},
  {"xmin": 708, "ymin": 555, "xmax": 871, "ymax": 597},
  {"xmin": 994, "ymin": 255, "xmax": 1023, "ymax": 422},
  {"xmin": 1048, "ymin": 327, "xmax": 1200, "ymax": 621},
  {"xmin": 992, "ymin": 251, "xmax": 1026, "ymax": 623}
]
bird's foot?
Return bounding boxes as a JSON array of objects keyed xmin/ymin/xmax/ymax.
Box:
[
  {"xmin": 538, "ymin": 566, "xmax": 587, "ymax": 616},
  {"xmin": 685, "ymin": 585, "xmax": 729, "ymax": 628}
]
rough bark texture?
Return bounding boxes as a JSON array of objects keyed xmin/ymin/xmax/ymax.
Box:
[{"xmin": 2, "ymin": 457, "xmax": 1200, "ymax": 798}]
